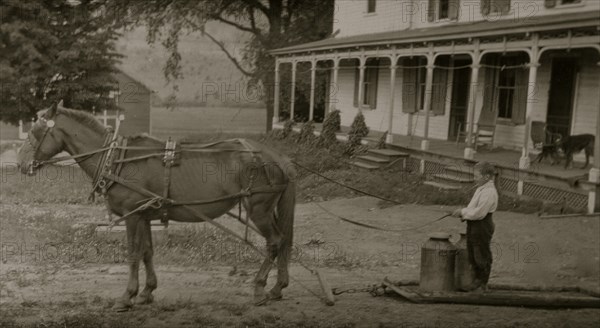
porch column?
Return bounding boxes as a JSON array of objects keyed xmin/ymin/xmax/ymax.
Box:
[
  {"xmin": 358, "ymin": 56, "xmax": 366, "ymax": 113},
  {"xmin": 588, "ymin": 64, "xmax": 600, "ymax": 213},
  {"xmin": 387, "ymin": 61, "xmax": 398, "ymax": 143},
  {"xmin": 309, "ymin": 58, "xmax": 316, "ymax": 121},
  {"xmin": 465, "ymin": 42, "xmax": 481, "ymax": 160},
  {"xmin": 290, "ymin": 61, "xmax": 297, "ymax": 121},
  {"xmin": 273, "ymin": 60, "xmax": 281, "ymax": 124},
  {"xmin": 330, "ymin": 58, "xmax": 340, "ymax": 112},
  {"xmin": 419, "ymin": 52, "xmax": 434, "ymax": 175},
  {"xmin": 422, "ymin": 52, "xmax": 435, "ymax": 151},
  {"xmin": 518, "ymin": 38, "xmax": 540, "ymax": 195}
]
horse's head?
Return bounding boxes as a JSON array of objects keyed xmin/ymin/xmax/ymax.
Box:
[{"xmin": 17, "ymin": 102, "xmax": 65, "ymax": 175}]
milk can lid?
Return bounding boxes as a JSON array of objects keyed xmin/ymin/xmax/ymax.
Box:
[{"xmin": 429, "ymin": 232, "xmax": 450, "ymax": 240}]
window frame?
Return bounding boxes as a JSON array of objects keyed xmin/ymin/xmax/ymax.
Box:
[
  {"xmin": 488, "ymin": 0, "xmax": 511, "ymax": 15},
  {"xmin": 367, "ymin": 0, "xmax": 377, "ymax": 13},
  {"xmin": 438, "ymin": 0, "xmax": 450, "ymax": 20}
]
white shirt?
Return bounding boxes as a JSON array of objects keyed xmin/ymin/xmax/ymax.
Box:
[{"xmin": 461, "ymin": 180, "xmax": 498, "ymax": 221}]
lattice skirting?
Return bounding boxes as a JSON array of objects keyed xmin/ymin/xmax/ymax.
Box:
[{"xmin": 411, "ymin": 158, "xmax": 588, "ymax": 210}]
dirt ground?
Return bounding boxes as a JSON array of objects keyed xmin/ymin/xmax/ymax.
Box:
[{"xmin": 1, "ymin": 197, "xmax": 599, "ymax": 327}]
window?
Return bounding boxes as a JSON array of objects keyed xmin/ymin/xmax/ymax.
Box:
[
  {"xmin": 497, "ymin": 69, "xmax": 516, "ymax": 119},
  {"xmin": 481, "ymin": 0, "xmax": 510, "ymax": 15},
  {"xmin": 429, "ymin": 0, "xmax": 459, "ymax": 22},
  {"xmin": 561, "ymin": 0, "xmax": 581, "ymax": 4},
  {"xmin": 439, "ymin": 0, "xmax": 450, "ymax": 19},
  {"xmin": 367, "ymin": 0, "xmax": 376, "ymax": 13},
  {"xmin": 545, "ymin": 0, "xmax": 582, "ymax": 8},
  {"xmin": 353, "ymin": 59, "xmax": 379, "ymax": 109},
  {"xmin": 482, "ymin": 54, "xmax": 528, "ymax": 124}
]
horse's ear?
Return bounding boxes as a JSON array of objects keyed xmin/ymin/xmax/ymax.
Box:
[{"xmin": 47, "ymin": 101, "xmax": 58, "ymax": 118}]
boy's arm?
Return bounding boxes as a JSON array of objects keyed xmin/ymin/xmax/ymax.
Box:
[{"xmin": 460, "ymin": 189, "xmax": 496, "ymax": 221}]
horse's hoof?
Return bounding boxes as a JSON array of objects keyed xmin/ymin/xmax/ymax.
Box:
[
  {"xmin": 112, "ymin": 300, "xmax": 132, "ymax": 312},
  {"xmin": 254, "ymin": 297, "xmax": 269, "ymax": 306},
  {"xmin": 134, "ymin": 294, "xmax": 154, "ymax": 305},
  {"xmin": 267, "ymin": 290, "xmax": 283, "ymax": 301}
]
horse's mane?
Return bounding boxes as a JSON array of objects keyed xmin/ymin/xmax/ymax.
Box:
[{"xmin": 57, "ymin": 107, "xmax": 107, "ymax": 134}]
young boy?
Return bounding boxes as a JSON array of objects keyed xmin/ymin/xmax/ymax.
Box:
[{"xmin": 452, "ymin": 162, "xmax": 498, "ymax": 292}]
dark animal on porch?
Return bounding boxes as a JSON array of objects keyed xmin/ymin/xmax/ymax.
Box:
[
  {"xmin": 533, "ymin": 143, "xmax": 562, "ymax": 165},
  {"xmin": 17, "ymin": 102, "xmax": 296, "ymax": 311},
  {"xmin": 557, "ymin": 134, "xmax": 595, "ymax": 169}
]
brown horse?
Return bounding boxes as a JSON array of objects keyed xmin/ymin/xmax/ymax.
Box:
[{"xmin": 17, "ymin": 103, "xmax": 296, "ymax": 311}]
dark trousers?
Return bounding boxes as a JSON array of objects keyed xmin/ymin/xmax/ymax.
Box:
[{"xmin": 466, "ymin": 213, "xmax": 495, "ymax": 284}]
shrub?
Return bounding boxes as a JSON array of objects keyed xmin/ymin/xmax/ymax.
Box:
[
  {"xmin": 280, "ymin": 120, "xmax": 295, "ymax": 139},
  {"xmin": 319, "ymin": 110, "xmax": 341, "ymax": 148},
  {"xmin": 297, "ymin": 120, "xmax": 317, "ymax": 145},
  {"xmin": 344, "ymin": 112, "xmax": 369, "ymax": 155}
]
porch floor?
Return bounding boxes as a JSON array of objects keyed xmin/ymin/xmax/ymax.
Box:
[{"xmin": 307, "ymin": 123, "xmax": 590, "ymax": 180}]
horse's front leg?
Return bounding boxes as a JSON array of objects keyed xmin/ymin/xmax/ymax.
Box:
[
  {"xmin": 113, "ymin": 215, "xmax": 142, "ymax": 312},
  {"xmin": 134, "ymin": 218, "xmax": 157, "ymax": 305}
]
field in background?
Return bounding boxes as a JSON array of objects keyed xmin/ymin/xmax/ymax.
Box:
[{"xmin": 150, "ymin": 106, "xmax": 267, "ymax": 140}]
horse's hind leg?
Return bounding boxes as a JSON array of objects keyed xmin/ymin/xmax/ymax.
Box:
[
  {"xmin": 249, "ymin": 196, "xmax": 282, "ymax": 305},
  {"xmin": 134, "ymin": 218, "xmax": 157, "ymax": 305},
  {"xmin": 113, "ymin": 216, "xmax": 143, "ymax": 311}
]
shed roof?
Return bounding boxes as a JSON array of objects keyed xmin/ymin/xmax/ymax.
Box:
[{"xmin": 270, "ymin": 12, "xmax": 599, "ymax": 55}]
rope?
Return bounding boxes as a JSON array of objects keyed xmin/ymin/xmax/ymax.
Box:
[
  {"xmin": 292, "ymin": 161, "xmax": 405, "ymax": 206},
  {"xmin": 314, "ymin": 202, "xmax": 451, "ymax": 234}
]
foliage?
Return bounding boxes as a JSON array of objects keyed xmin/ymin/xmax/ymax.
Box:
[
  {"xmin": 279, "ymin": 119, "xmax": 295, "ymax": 139},
  {"xmin": 105, "ymin": 0, "xmax": 335, "ymax": 131},
  {"xmin": 344, "ymin": 112, "xmax": 369, "ymax": 155},
  {"xmin": 296, "ymin": 120, "xmax": 316, "ymax": 145},
  {"xmin": 0, "ymin": 0, "xmax": 121, "ymax": 124},
  {"xmin": 318, "ymin": 110, "xmax": 340, "ymax": 148}
]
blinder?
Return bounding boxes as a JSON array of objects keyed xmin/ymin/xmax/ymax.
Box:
[{"xmin": 26, "ymin": 117, "xmax": 56, "ymax": 173}]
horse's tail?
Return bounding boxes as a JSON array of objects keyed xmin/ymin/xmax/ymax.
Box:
[{"xmin": 276, "ymin": 180, "xmax": 295, "ymax": 267}]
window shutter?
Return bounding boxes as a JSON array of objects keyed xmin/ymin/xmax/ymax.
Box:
[
  {"xmin": 428, "ymin": 0, "xmax": 436, "ymax": 22},
  {"xmin": 431, "ymin": 58, "xmax": 449, "ymax": 115},
  {"xmin": 369, "ymin": 65, "xmax": 379, "ymax": 109},
  {"xmin": 449, "ymin": 0, "xmax": 460, "ymax": 20},
  {"xmin": 544, "ymin": 0, "xmax": 557, "ymax": 8},
  {"xmin": 481, "ymin": 0, "xmax": 491, "ymax": 15},
  {"xmin": 511, "ymin": 67, "xmax": 528, "ymax": 125},
  {"xmin": 402, "ymin": 60, "xmax": 417, "ymax": 113},
  {"xmin": 479, "ymin": 65, "xmax": 498, "ymax": 125},
  {"xmin": 353, "ymin": 67, "xmax": 359, "ymax": 107}
]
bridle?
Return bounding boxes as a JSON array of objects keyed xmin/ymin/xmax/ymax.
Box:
[
  {"xmin": 26, "ymin": 115, "xmax": 57, "ymax": 174},
  {"xmin": 25, "ymin": 113, "xmax": 114, "ymax": 175}
]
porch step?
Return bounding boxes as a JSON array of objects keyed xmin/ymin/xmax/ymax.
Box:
[
  {"xmin": 423, "ymin": 181, "xmax": 461, "ymax": 190},
  {"xmin": 356, "ymin": 155, "xmax": 390, "ymax": 166},
  {"xmin": 351, "ymin": 161, "xmax": 380, "ymax": 170},
  {"xmin": 444, "ymin": 165, "xmax": 475, "ymax": 180},
  {"xmin": 433, "ymin": 174, "xmax": 475, "ymax": 185},
  {"xmin": 368, "ymin": 149, "xmax": 410, "ymax": 160}
]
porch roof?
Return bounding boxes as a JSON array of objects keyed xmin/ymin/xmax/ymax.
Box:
[{"xmin": 270, "ymin": 12, "xmax": 599, "ymax": 55}]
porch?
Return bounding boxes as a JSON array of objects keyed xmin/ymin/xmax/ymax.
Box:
[{"xmin": 275, "ymin": 121, "xmax": 591, "ymax": 210}]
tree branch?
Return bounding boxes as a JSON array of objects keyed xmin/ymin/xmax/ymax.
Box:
[
  {"xmin": 203, "ymin": 31, "xmax": 255, "ymax": 77},
  {"xmin": 212, "ymin": 15, "xmax": 256, "ymax": 34},
  {"xmin": 183, "ymin": 17, "xmax": 255, "ymax": 77},
  {"xmin": 241, "ymin": 0, "xmax": 270, "ymax": 16}
]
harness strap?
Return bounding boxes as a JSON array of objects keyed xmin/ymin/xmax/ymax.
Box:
[{"xmin": 161, "ymin": 139, "xmax": 177, "ymax": 227}]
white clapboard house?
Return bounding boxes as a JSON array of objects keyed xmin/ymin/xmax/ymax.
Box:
[{"xmin": 270, "ymin": 0, "xmax": 600, "ymax": 213}]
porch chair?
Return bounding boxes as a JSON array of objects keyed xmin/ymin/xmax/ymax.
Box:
[{"xmin": 456, "ymin": 123, "xmax": 496, "ymax": 150}]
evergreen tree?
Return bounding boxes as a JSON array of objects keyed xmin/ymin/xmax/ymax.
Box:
[{"xmin": 1, "ymin": 0, "xmax": 121, "ymax": 124}]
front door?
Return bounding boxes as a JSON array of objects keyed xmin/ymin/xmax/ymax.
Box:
[
  {"xmin": 547, "ymin": 58, "xmax": 578, "ymax": 138},
  {"xmin": 448, "ymin": 59, "xmax": 471, "ymax": 140}
]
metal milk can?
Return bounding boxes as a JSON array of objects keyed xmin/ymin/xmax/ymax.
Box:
[
  {"xmin": 454, "ymin": 232, "xmax": 475, "ymax": 291},
  {"xmin": 419, "ymin": 232, "xmax": 457, "ymax": 292}
]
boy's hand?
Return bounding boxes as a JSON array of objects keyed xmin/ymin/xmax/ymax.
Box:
[{"xmin": 451, "ymin": 209, "xmax": 463, "ymax": 218}]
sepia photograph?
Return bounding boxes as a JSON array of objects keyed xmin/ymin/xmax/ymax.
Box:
[{"xmin": 1, "ymin": 0, "xmax": 599, "ymax": 327}]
